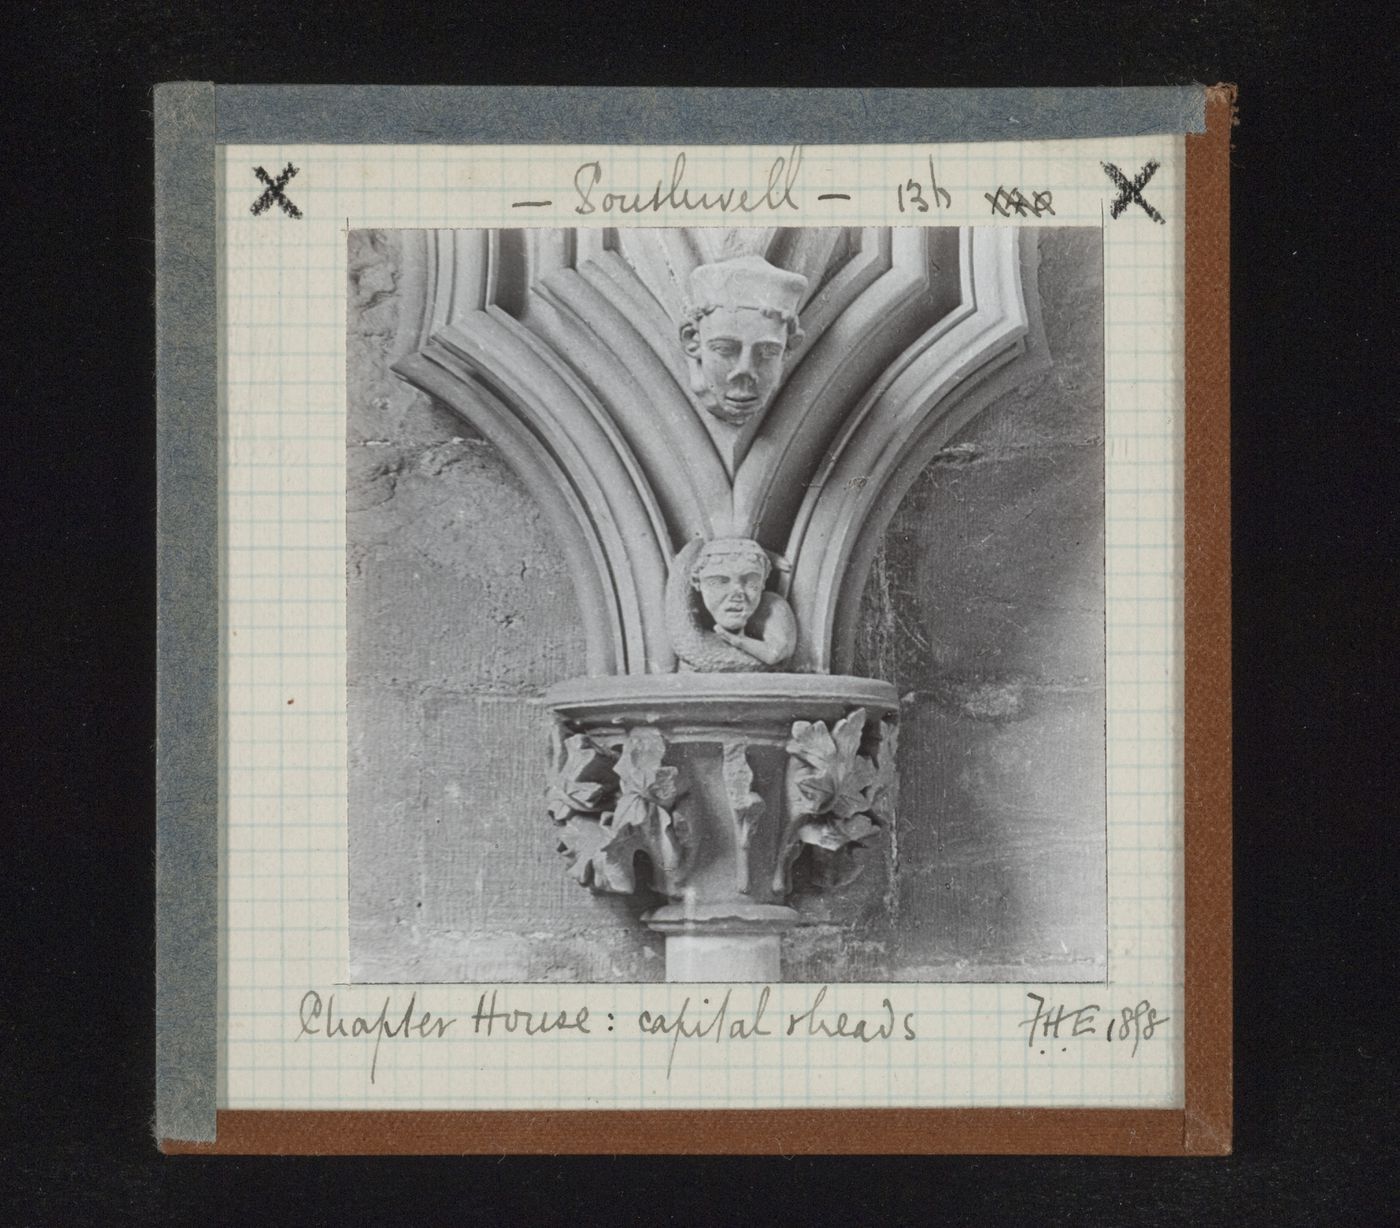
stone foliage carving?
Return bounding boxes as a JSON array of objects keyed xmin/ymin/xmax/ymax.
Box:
[
  {"xmin": 721, "ymin": 740, "xmax": 766, "ymax": 895},
  {"xmin": 550, "ymin": 727, "xmax": 690, "ymax": 897},
  {"xmin": 545, "ymin": 731, "xmax": 615, "ymax": 824},
  {"xmin": 664, "ymin": 537, "xmax": 797, "ymax": 672},
  {"xmin": 544, "ymin": 673, "xmax": 899, "ymax": 929},
  {"xmin": 774, "ymin": 707, "xmax": 897, "ymax": 893}
]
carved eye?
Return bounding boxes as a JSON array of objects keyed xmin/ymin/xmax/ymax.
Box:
[{"xmin": 707, "ymin": 340, "xmax": 741, "ymax": 359}]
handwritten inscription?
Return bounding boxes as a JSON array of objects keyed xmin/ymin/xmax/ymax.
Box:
[
  {"xmin": 295, "ymin": 987, "xmax": 1168, "ymax": 1087},
  {"xmin": 985, "ymin": 186, "xmax": 1056, "ymax": 218},
  {"xmin": 574, "ymin": 148, "xmax": 803, "ymax": 216},
  {"xmin": 638, "ymin": 986, "xmax": 774, "ymax": 1076},
  {"xmin": 895, "ymin": 158, "xmax": 953, "ymax": 213},
  {"xmin": 297, "ymin": 990, "xmax": 456, "ymax": 1083},
  {"xmin": 470, "ymin": 989, "xmax": 591, "ymax": 1038},
  {"xmin": 551, "ymin": 149, "xmax": 1095, "ymax": 222},
  {"xmin": 295, "ymin": 984, "xmax": 916, "ymax": 1084},
  {"xmin": 639, "ymin": 985, "xmax": 916, "ymax": 1076},
  {"xmin": 1019, "ymin": 992, "xmax": 1168, "ymax": 1058}
]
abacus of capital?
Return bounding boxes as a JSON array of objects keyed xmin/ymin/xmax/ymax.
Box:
[{"xmin": 394, "ymin": 226, "xmax": 1048, "ymax": 982}]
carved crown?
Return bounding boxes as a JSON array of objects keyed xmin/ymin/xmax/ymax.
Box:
[{"xmin": 686, "ymin": 255, "xmax": 807, "ymax": 324}]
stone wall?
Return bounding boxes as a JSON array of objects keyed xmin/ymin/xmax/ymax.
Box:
[{"xmin": 347, "ymin": 227, "xmax": 1105, "ymax": 984}]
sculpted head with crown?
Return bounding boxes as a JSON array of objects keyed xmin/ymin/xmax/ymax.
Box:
[
  {"xmin": 690, "ymin": 537, "xmax": 772, "ymax": 634},
  {"xmin": 680, "ymin": 256, "xmax": 807, "ymax": 428}
]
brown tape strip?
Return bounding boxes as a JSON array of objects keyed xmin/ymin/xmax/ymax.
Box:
[
  {"xmin": 1181, "ymin": 84, "xmax": 1236, "ymax": 1156},
  {"xmin": 163, "ymin": 1107, "xmax": 1187, "ymax": 1156},
  {"xmin": 166, "ymin": 90, "xmax": 1233, "ymax": 1156}
]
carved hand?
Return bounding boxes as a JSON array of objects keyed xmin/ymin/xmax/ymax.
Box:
[
  {"xmin": 714, "ymin": 625, "xmax": 783, "ymax": 666},
  {"xmin": 715, "ymin": 594, "xmax": 797, "ymax": 667}
]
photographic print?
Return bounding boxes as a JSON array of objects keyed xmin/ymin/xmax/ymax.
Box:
[{"xmin": 346, "ymin": 225, "xmax": 1107, "ymax": 987}]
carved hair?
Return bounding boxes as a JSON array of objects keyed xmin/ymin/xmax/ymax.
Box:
[
  {"xmin": 680, "ymin": 302, "xmax": 804, "ymax": 352},
  {"xmin": 688, "ymin": 538, "xmax": 773, "ymax": 589}
]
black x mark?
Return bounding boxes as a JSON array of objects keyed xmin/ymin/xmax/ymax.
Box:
[
  {"xmin": 1101, "ymin": 160, "xmax": 1164, "ymax": 225},
  {"xmin": 250, "ymin": 163, "xmax": 303, "ymax": 218}
]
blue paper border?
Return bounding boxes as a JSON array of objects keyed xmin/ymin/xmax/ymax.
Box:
[
  {"xmin": 155, "ymin": 81, "xmax": 1207, "ymax": 1145},
  {"xmin": 155, "ymin": 80, "xmax": 219, "ymax": 1144},
  {"xmin": 215, "ymin": 84, "xmax": 1205, "ymax": 145}
]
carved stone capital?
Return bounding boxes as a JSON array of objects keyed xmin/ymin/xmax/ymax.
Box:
[{"xmin": 546, "ymin": 675, "xmax": 898, "ymax": 972}]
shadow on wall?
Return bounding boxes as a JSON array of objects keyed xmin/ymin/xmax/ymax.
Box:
[{"xmin": 347, "ymin": 227, "xmax": 1106, "ymax": 985}]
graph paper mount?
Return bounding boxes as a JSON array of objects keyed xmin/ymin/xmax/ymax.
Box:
[{"xmin": 154, "ymin": 82, "xmax": 1220, "ymax": 1147}]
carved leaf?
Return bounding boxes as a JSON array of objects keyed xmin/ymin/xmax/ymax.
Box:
[
  {"xmin": 555, "ymin": 728, "xmax": 690, "ymax": 897},
  {"xmin": 775, "ymin": 708, "xmax": 887, "ymax": 896},
  {"xmin": 721, "ymin": 741, "xmax": 765, "ymax": 841},
  {"xmin": 557, "ymin": 817, "xmax": 622, "ymax": 891},
  {"xmin": 722, "ymin": 740, "xmax": 765, "ymax": 894},
  {"xmin": 831, "ymin": 706, "xmax": 866, "ymax": 763},
  {"xmin": 794, "ymin": 819, "xmax": 845, "ymax": 851},
  {"xmin": 615, "ymin": 728, "xmax": 681, "ymax": 812},
  {"xmin": 545, "ymin": 730, "xmax": 617, "ymax": 823},
  {"xmin": 796, "ymin": 812, "xmax": 879, "ymax": 850},
  {"xmin": 602, "ymin": 816, "xmax": 684, "ymax": 895},
  {"xmin": 547, "ymin": 779, "xmax": 610, "ymax": 824},
  {"xmin": 836, "ymin": 812, "xmax": 879, "ymax": 845},
  {"xmin": 787, "ymin": 718, "xmax": 836, "ymax": 767},
  {"xmin": 557, "ymin": 813, "xmax": 657, "ymax": 896},
  {"xmin": 786, "ymin": 708, "xmax": 876, "ymax": 820},
  {"xmin": 866, "ymin": 718, "xmax": 900, "ymax": 824}
]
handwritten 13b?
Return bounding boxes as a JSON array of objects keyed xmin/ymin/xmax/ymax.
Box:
[
  {"xmin": 894, "ymin": 159, "xmax": 1055, "ymax": 219},
  {"xmin": 1019, "ymin": 992, "xmax": 1168, "ymax": 1058}
]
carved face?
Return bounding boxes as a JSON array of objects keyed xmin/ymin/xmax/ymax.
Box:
[
  {"xmin": 693, "ymin": 549, "xmax": 768, "ymax": 633},
  {"xmin": 683, "ymin": 307, "xmax": 790, "ymax": 427}
]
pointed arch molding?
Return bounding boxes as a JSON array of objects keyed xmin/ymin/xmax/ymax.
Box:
[{"xmin": 390, "ymin": 225, "xmax": 1049, "ymax": 677}]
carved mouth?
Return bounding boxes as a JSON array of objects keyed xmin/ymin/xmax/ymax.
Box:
[{"xmin": 713, "ymin": 395, "xmax": 761, "ymax": 425}]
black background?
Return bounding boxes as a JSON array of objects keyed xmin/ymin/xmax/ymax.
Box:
[{"xmin": 3, "ymin": 2, "xmax": 1394, "ymax": 1223}]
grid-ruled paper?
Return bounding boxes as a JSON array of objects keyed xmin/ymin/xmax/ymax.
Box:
[{"xmin": 218, "ymin": 139, "xmax": 1184, "ymax": 1110}]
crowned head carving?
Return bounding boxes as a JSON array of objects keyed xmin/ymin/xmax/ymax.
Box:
[
  {"xmin": 680, "ymin": 256, "xmax": 807, "ymax": 428},
  {"xmin": 665, "ymin": 536, "xmax": 797, "ymax": 672},
  {"xmin": 692, "ymin": 537, "xmax": 772, "ymax": 632}
]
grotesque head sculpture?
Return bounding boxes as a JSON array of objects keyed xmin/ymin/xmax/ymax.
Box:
[
  {"xmin": 680, "ymin": 256, "xmax": 807, "ymax": 427},
  {"xmin": 690, "ymin": 537, "xmax": 772, "ymax": 633}
]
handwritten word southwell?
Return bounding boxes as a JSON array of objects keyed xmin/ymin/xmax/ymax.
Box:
[{"xmin": 573, "ymin": 147, "xmax": 804, "ymax": 216}]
